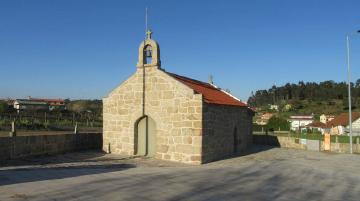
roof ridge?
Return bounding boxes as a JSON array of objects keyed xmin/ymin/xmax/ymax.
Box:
[
  {"xmin": 166, "ymin": 71, "xmax": 249, "ymax": 108},
  {"xmin": 326, "ymin": 112, "xmax": 360, "ymax": 127},
  {"xmin": 166, "ymin": 72, "xmax": 221, "ymax": 90}
]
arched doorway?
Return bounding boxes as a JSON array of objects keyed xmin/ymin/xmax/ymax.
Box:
[{"xmin": 135, "ymin": 116, "xmax": 156, "ymax": 156}]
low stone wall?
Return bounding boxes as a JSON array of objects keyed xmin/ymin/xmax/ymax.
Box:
[
  {"xmin": 0, "ymin": 133, "xmax": 102, "ymax": 161},
  {"xmin": 254, "ymin": 134, "xmax": 360, "ymax": 154},
  {"xmin": 327, "ymin": 142, "xmax": 360, "ymax": 154},
  {"xmin": 307, "ymin": 139, "xmax": 320, "ymax": 151},
  {"xmin": 253, "ymin": 135, "xmax": 306, "ymax": 150}
]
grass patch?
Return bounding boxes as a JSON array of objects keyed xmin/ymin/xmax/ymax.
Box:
[
  {"xmin": 330, "ymin": 135, "xmax": 360, "ymax": 143},
  {"xmin": 255, "ymin": 132, "xmax": 323, "ymax": 141},
  {"xmin": 254, "ymin": 132, "xmax": 360, "ymax": 144}
]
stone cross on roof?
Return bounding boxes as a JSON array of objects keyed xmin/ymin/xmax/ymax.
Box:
[{"xmin": 146, "ymin": 29, "xmax": 152, "ymax": 39}]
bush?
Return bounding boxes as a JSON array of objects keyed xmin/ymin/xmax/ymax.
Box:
[
  {"xmin": 267, "ymin": 116, "xmax": 290, "ymax": 131},
  {"xmin": 253, "ymin": 124, "xmax": 266, "ymax": 132},
  {"xmin": 0, "ymin": 101, "xmax": 8, "ymax": 113},
  {"xmin": 330, "ymin": 135, "xmax": 360, "ymax": 143}
]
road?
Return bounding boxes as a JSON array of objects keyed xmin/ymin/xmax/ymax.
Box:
[{"xmin": 1, "ymin": 146, "xmax": 359, "ymax": 201}]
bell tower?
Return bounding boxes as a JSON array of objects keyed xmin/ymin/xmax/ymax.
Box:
[{"xmin": 136, "ymin": 29, "xmax": 161, "ymax": 68}]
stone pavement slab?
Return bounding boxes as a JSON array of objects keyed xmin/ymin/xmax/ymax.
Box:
[{"xmin": 1, "ymin": 146, "xmax": 360, "ymax": 201}]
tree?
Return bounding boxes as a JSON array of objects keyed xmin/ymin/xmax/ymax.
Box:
[
  {"xmin": 247, "ymin": 79, "xmax": 355, "ymax": 107},
  {"xmin": 0, "ymin": 101, "xmax": 8, "ymax": 114},
  {"xmin": 66, "ymin": 100, "xmax": 102, "ymax": 115},
  {"xmin": 267, "ymin": 116, "xmax": 290, "ymax": 131},
  {"xmin": 356, "ymin": 79, "xmax": 360, "ymax": 88}
]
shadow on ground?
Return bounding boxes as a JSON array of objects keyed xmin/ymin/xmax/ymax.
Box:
[
  {"xmin": 0, "ymin": 146, "xmax": 276, "ymax": 186},
  {"xmin": 28, "ymin": 153, "xmax": 356, "ymax": 201},
  {"xmin": 1, "ymin": 146, "xmax": 360, "ymax": 200},
  {"xmin": 203, "ymin": 144, "xmax": 276, "ymax": 164},
  {"xmin": 0, "ymin": 151, "xmax": 138, "ymax": 186},
  {"xmin": 0, "ymin": 151, "xmax": 137, "ymax": 167}
]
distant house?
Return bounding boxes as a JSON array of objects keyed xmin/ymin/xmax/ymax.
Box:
[
  {"xmin": 29, "ymin": 98, "xmax": 66, "ymax": 111},
  {"xmin": 319, "ymin": 114, "xmax": 335, "ymax": 124},
  {"xmin": 269, "ymin": 104, "xmax": 279, "ymax": 111},
  {"xmin": 13, "ymin": 97, "xmax": 66, "ymax": 112},
  {"xmin": 255, "ymin": 112, "xmax": 274, "ymax": 125},
  {"xmin": 306, "ymin": 121, "xmax": 327, "ymax": 134},
  {"xmin": 13, "ymin": 99, "xmax": 49, "ymax": 111},
  {"xmin": 326, "ymin": 112, "xmax": 360, "ymax": 135},
  {"xmin": 289, "ymin": 115, "xmax": 314, "ymax": 131}
]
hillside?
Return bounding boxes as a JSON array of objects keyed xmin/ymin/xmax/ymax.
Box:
[{"xmin": 248, "ymin": 80, "xmax": 360, "ymax": 116}]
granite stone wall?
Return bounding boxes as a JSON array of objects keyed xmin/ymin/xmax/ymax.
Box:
[
  {"xmin": 202, "ymin": 103, "xmax": 253, "ymax": 163},
  {"xmin": 254, "ymin": 134, "xmax": 360, "ymax": 153},
  {"xmin": 103, "ymin": 67, "xmax": 203, "ymax": 164},
  {"xmin": 0, "ymin": 133, "xmax": 102, "ymax": 162},
  {"xmin": 328, "ymin": 143, "xmax": 360, "ymax": 153},
  {"xmin": 253, "ymin": 135, "xmax": 306, "ymax": 150}
]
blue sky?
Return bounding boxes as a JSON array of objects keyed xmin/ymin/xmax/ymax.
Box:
[{"xmin": 1, "ymin": 0, "xmax": 360, "ymax": 102}]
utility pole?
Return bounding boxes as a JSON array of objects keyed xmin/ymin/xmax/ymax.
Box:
[{"xmin": 346, "ymin": 30, "xmax": 360, "ymax": 154}]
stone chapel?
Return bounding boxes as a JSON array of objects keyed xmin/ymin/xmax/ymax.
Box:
[{"xmin": 103, "ymin": 30, "xmax": 254, "ymax": 164}]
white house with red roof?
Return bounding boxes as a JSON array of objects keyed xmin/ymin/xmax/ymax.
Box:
[
  {"xmin": 103, "ymin": 30, "xmax": 254, "ymax": 164},
  {"xmin": 29, "ymin": 97, "xmax": 66, "ymax": 111},
  {"xmin": 326, "ymin": 112, "xmax": 360, "ymax": 135},
  {"xmin": 13, "ymin": 97, "xmax": 66, "ymax": 111},
  {"xmin": 289, "ymin": 115, "xmax": 314, "ymax": 131}
]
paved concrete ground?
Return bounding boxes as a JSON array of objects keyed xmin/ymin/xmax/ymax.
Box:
[{"xmin": 1, "ymin": 146, "xmax": 360, "ymax": 201}]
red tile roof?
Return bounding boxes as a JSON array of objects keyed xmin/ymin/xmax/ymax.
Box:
[
  {"xmin": 167, "ymin": 72, "xmax": 249, "ymax": 107},
  {"xmin": 30, "ymin": 98, "xmax": 64, "ymax": 102},
  {"xmin": 306, "ymin": 121, "xmax": 326, "ymax": 128},
  {"xmin": 29, "ymin": 98, "xmax": 65, "ymax": 106},
  {"xmin": 326, "ymin": 112, "xmax": 360, "ymax": 127}
]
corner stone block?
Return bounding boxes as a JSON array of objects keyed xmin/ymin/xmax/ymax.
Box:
[
  {"xmin": 190, "ymin": 155, "xmax": 201, "ymax": 162},
  {"xmin": 193, "ymin": 136, "xmax": 202, "ymax": 145},
  {"xmin": 193, "ymin": 121, "xmax": 202, "ymax": 129}
]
